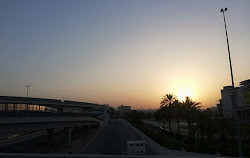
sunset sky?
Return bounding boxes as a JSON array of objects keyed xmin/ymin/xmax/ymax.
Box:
[{"xmin": 0, "ymin": 0, "xmax": 249, "ymax": 109}]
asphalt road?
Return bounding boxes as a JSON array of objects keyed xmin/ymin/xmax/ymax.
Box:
[{"xmin": 82, "ymin": 119, "xmax": 141, "ymax": 155}]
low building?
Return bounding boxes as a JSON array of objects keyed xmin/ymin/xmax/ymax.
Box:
[
  {"xmin": 217, "ymin": 99, "xmax": 223, "ymax": 115},
  {"xmin": 117, "ymin": 105, "xmax": 131, "ymax": 114},
  {"xmin": 117, "ymin": 105, "xmax": 131, "ymax": 118}
]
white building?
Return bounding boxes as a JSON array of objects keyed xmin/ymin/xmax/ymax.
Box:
[
  {"xmin": 219, "ymin": 79, "xmax": 250, "ymax": 118},
  {"xmin": 221, "ymin": 86, "xmax": 235, "ymax": 117}
]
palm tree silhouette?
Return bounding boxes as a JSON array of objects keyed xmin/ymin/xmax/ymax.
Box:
[
  {"xmin": 160, "ymin": 94, "xmax": 176, "ymax": 132},
  {"xmin": 182, "ymin": 96, "xmax": 201, "ymax": 137},
  {"xmin": 172, "ymin": 99, "xmax": 183, "ymax": 135}
]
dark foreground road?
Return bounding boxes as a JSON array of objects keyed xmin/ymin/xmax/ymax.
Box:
[{"xmin": 83, "ymin": 119, "xmax": 151, "ymax": 155}]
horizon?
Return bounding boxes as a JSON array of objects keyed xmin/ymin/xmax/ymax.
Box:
[{"xmin": 0, "ymin": 0, "xmax": 249, "ymax": 109}]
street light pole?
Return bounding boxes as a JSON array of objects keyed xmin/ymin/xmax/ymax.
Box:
[
  {"xmin": 26, "ymin": 85, "xmax": 31, "ymax": 98},
  {"xmin": 220, "ymin": 8, "xmax": 242, "ymax": 157},
  {"xmin": 221, "ymin": 8, "xmax": 234, "ymax": 87},
  {"xmin": 26, "ymin": 84, "xmax": 31, "ymax": 110}
]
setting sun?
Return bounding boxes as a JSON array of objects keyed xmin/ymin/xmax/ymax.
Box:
[{"xmin": 177, "ymin": 89, "xmax": 191, "ymax": 102}]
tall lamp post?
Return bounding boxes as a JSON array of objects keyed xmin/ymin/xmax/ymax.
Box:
[
  {"xmin": 26, "ymin": 84, "xmax": 31, "ymax": 110},
  {"xmin": 220, "ymin": 8, "xmax": 242, "ymax": 157},
  {"xmin": 26, "ymin": 84, "xmax": 31, "ymax": 98}
]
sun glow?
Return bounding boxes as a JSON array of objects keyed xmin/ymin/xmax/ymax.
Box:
[{"xmin": 177, "ymin": 89, "xmax": 191, "ymax": 102}]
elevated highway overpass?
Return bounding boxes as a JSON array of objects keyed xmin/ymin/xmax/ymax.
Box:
[
  {"xmin": 0, "ymin": 96, "xmax": 110, "ymax": 145},
  {"xmin": 0, "ymin": 96, "xmax": 107, "ymax": 112},
  {"xmin": 0, "ymin": 116, "xmax": 101, "ymax": 133}
]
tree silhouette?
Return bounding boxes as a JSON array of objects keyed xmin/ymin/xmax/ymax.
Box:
[
  {"xmin": 154, "ymin": 108, "xmax": 164, "ymax": 128},
  {"xmin": 182, "ymin": 96, "xmax": 201, "ymax": 137},
  {"xmin": 160, "ymin": 94, "xmax": 176, "ymax": 131},
  {"xmin": 172, "ymin": 99, "xmax": 183, "ymax": 135},
  {"xmin": 196, "ymin": 109, "xmax": 216, "ymax": 145}
]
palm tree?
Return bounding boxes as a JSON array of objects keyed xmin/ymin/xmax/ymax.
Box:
[
  {"xmin": 172, "ymin": 99, "xmax": 183, "ymax": 135},
  {"xmin": 154, "ymin": 107, "xmax": 165, "ymax": 129},
  {"xmin": 160, "ymin": 94, "xmax": 176, "ymax": 108},
  {"xmin": 182, "ymin": 96, "xmax": 201, "ymax": 137},
  {"xmin": 160, "ymin": 94, "xmax": 176, "ymax": 132}
]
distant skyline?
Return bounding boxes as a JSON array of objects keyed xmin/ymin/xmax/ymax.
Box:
[{"xmin": 0, "ymin": 0, "xmax": 249, "ymax": 109}]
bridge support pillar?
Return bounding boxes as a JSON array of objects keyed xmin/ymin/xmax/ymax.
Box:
[
  {"xmin": 13, "ymin": 104, "xmax": 16, "ymax": 111},
  {"xmin": 64, "ymin": 127, "xmax": 72, "ymax": 144},
  {"xmin": 47, "ymin": 128, "xmax": 54, "ymax": 143},
  {"xmin": 5, "ymin": 104, "xmax": 8, "ymax": 111}
]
